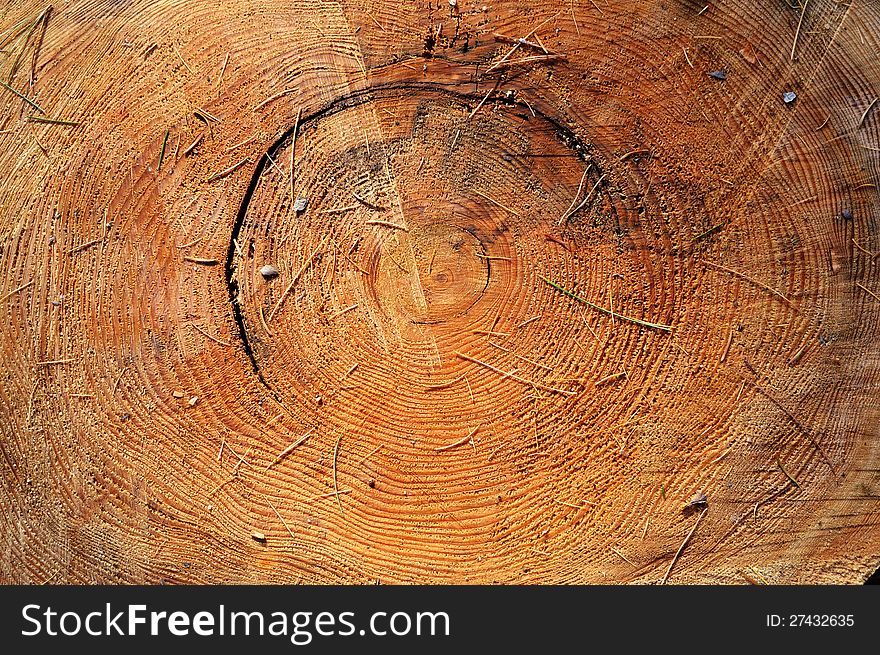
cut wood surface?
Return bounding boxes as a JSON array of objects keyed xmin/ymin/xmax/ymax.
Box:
[{"xmin": 1, "ymin": 0, "xmax": 879, "ymax": 584}]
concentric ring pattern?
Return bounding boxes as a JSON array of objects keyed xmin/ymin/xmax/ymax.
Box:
[{"xmin": 0, "ymin": 0, "xmax": 878, "ymax": 584}]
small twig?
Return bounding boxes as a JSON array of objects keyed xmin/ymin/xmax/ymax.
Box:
[
  {"xmin": 330, "ymin": 303, "xmax": 358, "ymax": 319},
  {"xmin": 183, "ymin": 131, "xmax": 205, "ymax": 157},
  {"xmin": 0, "ymin": 79, "xmax": 44, "ymax": 113},
  {"xmin": 661, "ymin": 508, "xmax": 707, "ymax": 584},
  {"xmin": 464, "ymin": 377, "xmax": 476, "ymax": 405},
  {"xmin": 777, "ymin": 459, "xmax": 800, "ymax": 488},
  {"xmin": 787, "ymin": 343, "xmax": 808, "ymax": 366},
  {"xmin": 27, "ymin": 115, "xmax": 78, "ymax": 126},
  {"xmin": 312, "ymin": 489, "xmax": 352, "ymax": 501},
  {"xmin": 264, "ymin": 496, "xmax": 295, "ymax": 538},
  {"xmin": 541, "ymin": 277, "xmax": 673, "ymax": 332},
  {"xmin": 194, "ymin": 107, "xmax": 220, "ymax": 124},
  {"xmin": 485, "ymin": 53, "xmax": 567, "ymax": 73},
  {"xmin": 790, "ymin": 0, "xmax": 810, "ymax": 62},
  {"xmin": 333, "ymin": 435, "xmax": 344, "ymax": 515},
  {"xmin": 226, "ymin": 442, "xmax": 252, "ymax": 472},
  {"xmin": 709, "ymin": 446, "xmax": 731, "ymax": 465},
  {"xmin": 619, "ymin": 149, "xmax": 650, "ymax": 162},
  {"xmin": 693, "ymin": 223, "xmax": 723, "ymax": 241},
  {"xmin": 751, "ymin": 383, "xmax": 835, "ymax": 473},
  {"xmin": 468, "ymin": 84, "xmax": 497, "ymax": 120},
  {"xmin": 434, "ymin": 427, "xmax": 478, "ymax": 452},
  {"xmin": 0, "ymin": 280, "xmax": 33, "ymax": 302},
  {"xmin": 352, "ymin": 191, "xmax": 387, "ymax": 211},
  {"xmin": 455, "ymin": 351, "xmax": 575, "ymax": 396},
  {"xmin": 852, "ymin": 239, "xmax": 880, "ymax": 260},
  {"xmin": 183, "ymin": 256, "xmax": 218, "ymax": 265},
  {"xmin": 720, "ymin": 328, "xmax": 734, "ymax": 363},
  {"xmin": 366, "ymin": 219, "xmax": 408, "ymax": 231},
  {"xmin": 320, "ymin": 204, "xmax": 359, "ymax": 214},
  {"xmin": 36, "ymin": 358, "xmax": 77, "ymax": 365},
  {"xmin": 252, "ymin": 304, "xmax": 270, "ymax": 338},
  {"xmin": 266, "ymin": 430, "xmax": 313, "ymax": 470},
  {"xmin": 67, "ymin": 239, "xmax": 100, "ymax": 255},
  {"xmin": 485, "ymin": 42, "xmax": 521, "ymax": 73},
  {"xmin": 700, "ymin": 259, "xmax": 796, "ymax": 309},
  {"xmin": 859, "ymin": 98, "xmax": 878, "ymax": 128},
  {"xmin": 610, "ymin": 546, "xmax": 636, "ymax": 567},
  {"xmin": 739, "ymin": 570, "xmax": 765, "ymax": 585},
  {"xmin": 488, "ymin": 341, "xmax": 553, "ymax": 371},
  {"xmin": 682, "ymin": 47, "xmax": 694, "ymax": 68},
  {"xmin": 263, "ymin": 413, "xmax": 284, "ymax": 430},
  {"xmin": 157, "ymin": 129, "xmax": 170, "ymax": 172},
  {"xmin": 790, "ymin": 195, "xmax": 818, "ymax": 207},
  {"xmin": 474, "ymin": 189, "xmax": 520, "ymax": 217},
  {"xmin": 559, "ymin": 174, "xmax": 606, "ymax": 225},
  {"xmin": 172, "ymin": 44, "xmax": 194, "ymax": 74},
  {"xmin": 450, "ymin": 128, "xmax": 461, "ymax": 151},
  {"xmin": 189, "ymin": 322, "xmax": 230, "ymax": 346},
  {"xmin": 206, "ymin": 157, "xmax": 250, "ymax": 182},
  {"xmin": 492, "ymin": 33, "xmax": 548, "ymax": 51},
  {"xmin": 268, "ymin": 235, "xmax": 328, "ymax": 321},
  {"xmin": 856, "ymin": 282, "xmax": 880, "ymax": 303},
  {"xmin": 356, "ymin": 444, "xmax": 382, "ymax": 467},
  {"xmin": 474, "ymin": 252, "xmax": 511, "ymax": 261},
  {"xmin": 290, "ymin": 106, "xmax": 302, "ymax": 201},
  {"xmin": 254, "ymin": 87, "xmax": 298, "ymax": 111},
  {"xmin": 113, "ymin": 367, "xmax": 128, "ymax": 394},
  {"xmin": 560, "ymin": 166, "xmax": 590, "ymax": 223},
  {"xmin": 5, "ymin": 8, "xmax": 46, "ymax": 84},
  {"xmin": 227, "ymin": 134, "xmax": 257, "ymax": 152},
  {"xmin": 594, "ymin": 371, "xmax": 627, "ymax": 387},
  {"xmin": 217, "ymin": 52, "xmax": 229, "ymax": 97},
  {"xmin": 175, "ymin": 236, "xmax": 204, "ymax": 249},
  {"xmin": 517, "ymin": 315, "xmax": 542, "ymax": 329}
]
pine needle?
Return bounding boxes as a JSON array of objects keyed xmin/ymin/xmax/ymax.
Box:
[{"xmin": 541, "ymin": 277, "xmax": 673, "ymax": 332}]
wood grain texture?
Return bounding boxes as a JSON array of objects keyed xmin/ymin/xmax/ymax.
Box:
[{"xmin": 1, "ymin": 0, "xmax": 878, "ymax": 584}]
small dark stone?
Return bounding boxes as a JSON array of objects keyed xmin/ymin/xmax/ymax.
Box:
[
  {"xmin": 841, "ymin": 208, "xmax": 853, "ymax": 220},
  {"xmin": 368, "ymin": 478, "xmax": 376, "ymax": 488},
  {"xmin": 708, "ymin": 70, "xmax": 727, "ymax": 81}
]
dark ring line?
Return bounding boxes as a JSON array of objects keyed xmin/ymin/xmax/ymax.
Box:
[{"xmin": 225, "ymin": 81, "xmax": 615, "ymax": 390}]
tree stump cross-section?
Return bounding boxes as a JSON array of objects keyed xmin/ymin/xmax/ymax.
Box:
[{"xmin": 0, "ymin": 0, "xmax": 878, "ymax": 584}]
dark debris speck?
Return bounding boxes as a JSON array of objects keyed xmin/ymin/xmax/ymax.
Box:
[{"xmin": 708, "ymin": 70, "xmax": 727, "ymax": 81}]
